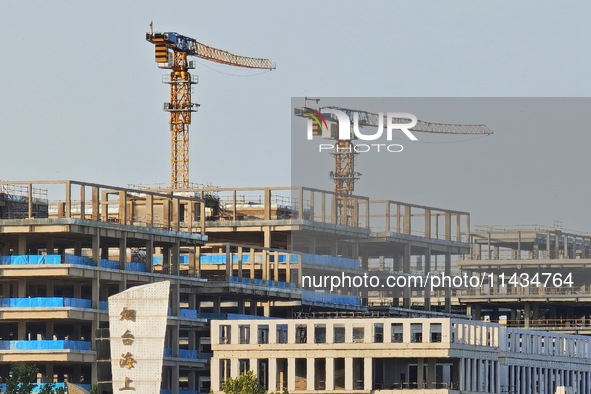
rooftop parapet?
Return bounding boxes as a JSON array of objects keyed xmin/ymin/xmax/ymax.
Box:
[{"xmin": 0, "ymin": 180, "xmax": 206, "ymax": 233}]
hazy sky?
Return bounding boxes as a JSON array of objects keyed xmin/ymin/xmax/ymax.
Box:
[{"xmin": 1, "ymin": 1, "xmax": 591, "ymax": 230}]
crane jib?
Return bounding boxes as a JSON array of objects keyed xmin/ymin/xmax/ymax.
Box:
[{"xmin": 146, "ymin": 31, "xmax": 276, "ymax": 70}]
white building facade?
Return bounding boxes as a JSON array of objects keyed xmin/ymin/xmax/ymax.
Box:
[{"xmin": 211, "ymin": 317, "xmax": 591, "ymax": 393}]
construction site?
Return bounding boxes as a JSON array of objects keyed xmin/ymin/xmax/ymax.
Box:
[{"xmin": 0, "ymin": 26, "xmax": 590, "ymax": 394}]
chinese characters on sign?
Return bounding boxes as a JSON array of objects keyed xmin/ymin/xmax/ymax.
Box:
[
  {"xmin": 120, "ymin": 307, "xmax": 137, "ymax": 322},
  {"xmin": 119, "ymin": 377, "xmax": 135, "ymax": 391},
  {"xmin": 121, "ymin": 329, "xmax": 135, "ymax": 346},
  {"xmin": 109, "ymin": 281, "xmax": 170, "ymax": 394},
  {"xmin": 119, "ymin": 308, "xmax": 137, "ymax": 391}
]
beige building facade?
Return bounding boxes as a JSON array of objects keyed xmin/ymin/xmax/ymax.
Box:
[{"xmin": 212, "ymin": 317, "xmax": 591, "ymax": 393}]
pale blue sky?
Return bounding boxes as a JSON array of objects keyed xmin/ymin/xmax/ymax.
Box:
[{"xmin": 1, "ymin": 1, "xmax": 590, "ymax": 229}]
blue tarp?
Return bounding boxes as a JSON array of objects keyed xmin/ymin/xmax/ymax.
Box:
[
  {"xmin": 301, "ymin": 253, "xmax": 360, "ymax": 269},
  {"xmin": 65, "ymin": 255, "xmax": 95, "ymax": 266},
  {"xmin": 200, "ymin": 253, "xmax": 298, "ymax": 264},
  {"xmin": 153, "ymin": 255, "xmax": 189, "ymax": 265},
  {"xmin": 163, "ymin": 349, "xmax": 200, "ymax": 359},
  {"xmin": 0, "ymin": 255, "xmax": 61, "ymax": 265},
  {"xmin": 0, "ymin": 383, "xmax": 70, "ymax": 393},
  {"xmin": 301, "ymin": 290, "xmax": 361, "ymax": 306},
  {"xmin": 100, "ymin": 259, "xmax": 120, "ymax": 269},
  {"xmin": 0, "ymin": 340, "xmax": 92, "ymax": 351},
  {"xmin": 0, "ymin": 297, "xmax": 92, "ymax": 309},
  {"xmin": 179, "ymin": 309, "xmax": 198, "ymax": 319},
  {"xmin": 126, "ymin": 262, "xmax": 146, "ymax": 272},
  {"xmin": 229, "ymin": 276, "xmax": 296, "ymax": 289}
]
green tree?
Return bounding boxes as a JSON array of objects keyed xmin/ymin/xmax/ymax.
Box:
[
  {"xmin": 5, "ymin": 363, "xmax": 37, "ymax": 394},
  {"xmin": 219, "ymin": 371, "xmax": 289, "ymax": 394},
  {"xmin": 38, "ymin": 384, "xmax": 55, "ymax": 394},
  {"xmin": 39, "ymin": 385, "xmax": 65, "ymax": 394},
  {"xmin": 220, "ymin": 371, "xmax": 265, "ymax": 394}
]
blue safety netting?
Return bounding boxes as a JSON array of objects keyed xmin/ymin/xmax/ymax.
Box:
[
  {"xmin": 163, "ymin": 348, "xmax": 203, "ymax": 359},
  {"xmin": 0, "ymin": 297, "xmax": 92, "ymax": 309},
  {"xmin": 228, "ymin": 276, "xmax": 297, "ymax": 289},
  {"xmin": 301, "ymin": 253, "xmax": 360, "ymax": 269},
  {"xmin": 200, "ymin": 253, "xmax": 299, "ymax": 264},
  {"xmin": 301, "ymin": 290, "xmax": 361, "ymax": 306},
  {"xmin": 65, "ymin": 255, "xmax": 96, "ymax": 267},
  {"xmin": 99, "ymin": 301, "xmax": 108, "ymax": 311},
  {"xmin": 0, "ymin": 255, "xmax": 62, "ymax": 265},
  {"xmin": 179, "ymin": 309, "xmax": 198, "ymax": 319},
  {"xmin": 126, "ymin": 262, "xmax": 146, "ymax": 272},
  {"xmin": 0, "ymin": 383, "xmax": 72, "ymax": 393},
  {"xmin": 152, "ymin": 255, "xmax": 190, "ymax": 265},
  {"xmin": 100, "ymin": 259, "xmax": 120, "ymax": 269},
  {"xmin": 0, "ymin": 340, "xmax": 92, "ymax": 351}
]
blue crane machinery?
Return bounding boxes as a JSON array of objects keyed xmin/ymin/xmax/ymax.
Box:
[{"xmin": 147, "ymin": 30, "xmax": 276, "ymax": 189}]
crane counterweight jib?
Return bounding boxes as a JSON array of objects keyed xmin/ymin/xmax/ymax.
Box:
[{"xmin": 146, "ymin": 31, "xmax": 276, "ymax": 70}]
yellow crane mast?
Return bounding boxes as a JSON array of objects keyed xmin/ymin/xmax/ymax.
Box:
[{"xmin": 147, "ymin": 30, "xmax": 275, "ymax": 189}]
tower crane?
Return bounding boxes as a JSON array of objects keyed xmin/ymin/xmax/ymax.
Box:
[
  {"xmin": 295, "ymin": 103, "xmax": 493, "ymax": 225},
  {"xmin": 147, "ymin": 30, "xmax": 275, "ymax": 189}
]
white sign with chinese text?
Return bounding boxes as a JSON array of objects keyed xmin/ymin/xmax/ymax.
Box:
[{"xmin": 108, "ymin": 281, "xmax": 170, "ymax": 393}]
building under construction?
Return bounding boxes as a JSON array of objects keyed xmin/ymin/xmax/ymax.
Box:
[
  {"xmin": 1, "ymin": 28, "xmax": 589, "ymax": 394},
  {"xmin": 0, "ymin": 179, "xmax": 476, "ymax": 393},
  {"xmin": 1, "ymin": 179, "xmax": 590, "ymax": 393}
]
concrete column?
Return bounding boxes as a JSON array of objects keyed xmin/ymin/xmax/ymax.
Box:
[
  {"xmin": 444, "ymin": 252, "xmax": 451, "ymax": 312},
  {"xmin": 417, "ymin": 358, "xmax": 424, "ymax": 389},
  {"xmin": 18, "ymin": 321, "xmax": 26, "ymax": 340},
  {"xmin": 465, "ymin": 359, "xmax": 471, "ymax": 391},
  {"xmin": 306, "ymin": 358, "xmax": 315, "ymax": 391},
  {"xmin": 403, "ymin": 243, "xmax": 411, "ymax": 308},
  {"xmin": 249, "ymin": 358, "xmax": 259, "ymax": 375},
  {"xmin": 145, "ymin": 238, "xmax": 154, "ymax": 274},
  {"xmin": 325, "ymin": 358, "xmax": 334, "ymax": 390},
  {"xmin": 171, "ymin": 365, "xmax": 179, "ymax": 394},
  {"xmin": 211, "ymin": 358, "xmax": 220, "ymax": 392},
  {"xmin": 45, "ymin": 322, "xmax": 54, "ymax": 340},
  {"xmin": 263, "ymin": 227, "xmax": 271, "ymax": 248},
  {"xmin": 524, "ymin": 302, "xmax": 531, "ymax": 328},
  {"xmin": 427, "ymin": 358, "xmax": 436, "ymax": 389},
  {"xmin": 17, "ymin": 234, "xmax": 27, "ymax": 255},
  {"xmin": 268, "ymin": 358, "xmax": 277, "ymax": 392},
  {"xmin": 459, "ymin": 358, "xmax": 465, "ymax": 391},
  {"xmin": 287, "ymin": 358, "xmax": 295, "ymax": 392},
  {"xmin": 424, "ymin": 248, "xmax": 432, "ymax": 310},
  {"xmin": 230, "ymin": 358, "xmax": 240, "ymax": 378},
  {"xmin": 364, "ymin": 357, "xmax": 373, "ymax": 390},
  {"xmin": 188, "ymin": 371, "xmax": 196, "ymax": 393},
  {"xmin": 171, "ymin": 241, "xmax": 180, "ymax": 277},
  {"xmin": 17, "ymin": 278, "xmax": 26, "ymax": 297},
  {"xmin": 91, "ymin": 233, "xmax": 100, "ymax": 264},
  {"xmin": 344, "ymin": 358, "xmax": 353, "ymax": 390},
  {"xmin": 118, "ymin": 233, "xmax": 127, "ymax": 270},
  {"xmin": 471, "ymin": 358, "xmax": 477, "ymax": 392}
]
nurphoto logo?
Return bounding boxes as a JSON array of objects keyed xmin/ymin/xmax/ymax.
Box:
[{"xmin": 303, "ymin": 107, "xmax": 419, "ymax": 153}]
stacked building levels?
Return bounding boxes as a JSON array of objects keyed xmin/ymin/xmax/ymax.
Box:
[
  {"xmin": 0, "ymin": 180, "xmax": 471, "ymax": 393},
  {"xmin": 459, "ymin": 225, "xmax": 591, "ymax": 333}
]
